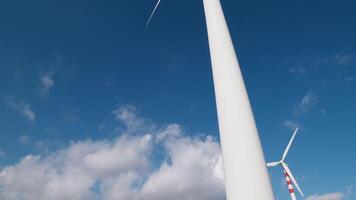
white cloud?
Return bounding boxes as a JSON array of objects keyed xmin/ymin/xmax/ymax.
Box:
[
  {"xmin": 140, "ymin": 135, "xmax": 224, "ymax": 200},
  {"xmin": 0, "ymin": 105, "xmax": 224, "ymax": 200},
  {"xmin": 40, "ymin": 72, "xmax": 54, "ymax": 96},
  {"xmin": 283, "ymin": 120, "xmax": 299, "ymax": 130},
  {"xmin": 83, "ymin": 135, "xmax": 152, "ymax": 178},
  {"xmin": 1, "ymin": 105, "xmax": 348, "ymax": 200},
  {"xmin": 283, "ymin": 92, "xmax": 317, "ymax": 129},
  {"xmin": 8, "ymin": 99, "xmax": 36, "ymax": 122},
  {"xmin": 293, "ymin": 91, "xmax": 318, "ymax": 116},
  {"xmin": 306, "ymin": 192, "xmax": 345, "ymax": 200},
  {"xmin": 112, "ymin": 105, "xmax": 153, "ymax": 134},
  {"xmin": 22, "ymin": 105, "xmax": 35, "ymax": 121}
]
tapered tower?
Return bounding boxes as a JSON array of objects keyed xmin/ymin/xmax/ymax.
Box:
[{"xmin": 202, "ymin": 0, "xmax": 275, "ymax": 199}]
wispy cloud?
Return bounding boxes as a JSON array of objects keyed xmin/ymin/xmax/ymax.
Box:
[
  {"xmin": 344, "ymin": 77, "xmax": 354, "ymax": 82},
  {"xmin": 112, "ymin": 105, "xmax": 153, "ymax": 133},
  {"xmin": 38, "ymin": 53, "xmax": 64, "ymax": 97},
  {"xmin": 39, "ymin": 72, "xmax": 54, "ymax": 96},
  {"xmin": 18, "ymin": 135, "xmax": 31, "ymax": 145},
  {"xmin": 313, "ymin": 54, "xmax": 353, "ymax": 67},
  {"xmin": 289, "ymin": 66, "xmax": 307, "ymax": 76},
  {"xmin": 305, "ymin": 186, "xmax": 352, "ymax": 200},
  {"xmin": 346, "ymin": 186, "xmax": 352, "ymax": 195},
  {"xmin": 284, "ymin": 53, "xmax": 353, "ymax": 128},
  {"xmin": 0, "ymin": 148, "xmax": 5, "ymax": 158},
  {"xmin": 293, "ymin": 91, "xmax": 318, "ymax": 117},
  {"xmin": 289, "ymin": 53, "xmax": 354, "ymax": 88},
  {"xmin": 0, "ymin": 105, "xmax": 224, "ymax": 200},
  {"xmin": 62, "ymin": 110, "xmax": 80, "ymax": 124},
  {"xmin": 334, "ymin": 54, "xmax": 353, "ymax": 66},
  {"xmin": 283, "ymin": 91, "xmax": 318, "ymax": 130},
  {"xmin": 306, "ymin": 192, "xmax": 345, "ymax": 200},
  {"xmin": 283, "ymin": 120, "xmax": 299, "ymax": 130},
  {"xmin": 8, "ymin": 98, "xmax": 36, "ymax": 122}
]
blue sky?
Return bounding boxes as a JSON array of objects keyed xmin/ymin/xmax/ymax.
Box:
[{"xmin": 0, "ymin": 0, "xmax": 355, "ymax": 199}]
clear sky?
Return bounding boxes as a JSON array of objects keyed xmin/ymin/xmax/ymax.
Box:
[{"xmin": 0, "ymin": 0, "xmax": 355, "ymax": 199}]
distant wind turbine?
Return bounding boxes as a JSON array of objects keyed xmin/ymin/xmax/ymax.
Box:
[
  {"xmin": 267, "ymin": 128, "xmax": 304, "ymax": 200},
  {"xmin": 146, "ymin": 0, "xmax": 275, "ymax": 199}
]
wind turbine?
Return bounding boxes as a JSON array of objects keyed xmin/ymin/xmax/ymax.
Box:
[
  {"xmin": 147, "ymin": 0, "xmax": 275, "ymax": 199},
  {"xmin": 267, "ymin": 128, "xmax": 304, "ymax": 200}
]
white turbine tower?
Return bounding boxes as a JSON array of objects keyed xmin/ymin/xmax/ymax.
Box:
[
  {"xmin": 267, "ymin": 128, "xmax": 304, "ymax": 200},
  {"xmin": 147, "ymin": 0, "xmax": 275, "ymax": 199}
]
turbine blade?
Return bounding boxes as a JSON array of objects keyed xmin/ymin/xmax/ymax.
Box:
[
  {"xmin": 146, "ymin": 0, "xmax": 162, "ymax": 26},
  {"xmin": 282, "ymin": 162, "xmax": 304, "ymax": 197},
  {"xmin": 267, "ymin": 162, "xmax": 280, "ymax": 167},
  {"xmin": 282, "ymin": 128, "xmax": 299, "ymax": 161}
]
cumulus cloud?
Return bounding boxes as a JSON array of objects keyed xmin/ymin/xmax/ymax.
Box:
[
  {"xmin": 141, "ymin": 134, "xmax": 224, "ymax": 200},
  {"xmin": 293, "ymin": 91, "xmax": 318, "ymax": 116},
  {"xmin": 0, "ymin": 105, "xmax": 224, "ymax": 200},
  {"xmin": 8, "ymin": 99, "xmax": 36, "ymax": 122}
]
